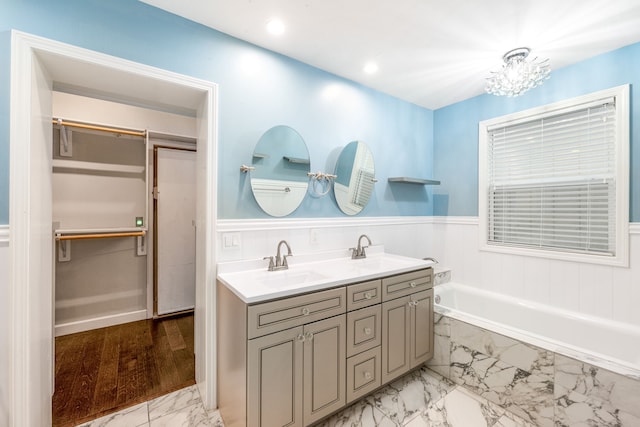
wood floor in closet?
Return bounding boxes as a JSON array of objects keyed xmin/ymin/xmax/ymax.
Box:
[{"xmin": 52, "ymin": 313, "xmax": 195, "ymax": 427}]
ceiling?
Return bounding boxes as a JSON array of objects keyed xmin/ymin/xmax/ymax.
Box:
[{"xmin": 141, "ymin": 0, "xmax": 640, "ymax": 110}]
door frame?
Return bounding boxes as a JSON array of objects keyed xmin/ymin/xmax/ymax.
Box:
[
  {"xmin": 153, "ymin": 144, "xmax": 197, "ymax": 318},
  {"xmin": 9, "ymin": 31, "xmax": 218, "ymax": 426}
]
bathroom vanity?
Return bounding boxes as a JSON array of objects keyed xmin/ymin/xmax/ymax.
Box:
[{"xmin": 217, "ymin": 249, "xmax": 434, "ymax": 427}]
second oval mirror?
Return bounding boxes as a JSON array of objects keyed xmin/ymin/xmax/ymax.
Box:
[
  {"xmin": 250, "ymin": 125, "xmax": 310, "ymax": 217},
  {"xmin": 333, "ymin": 141, "xmax": 375, "ymax": 215}
]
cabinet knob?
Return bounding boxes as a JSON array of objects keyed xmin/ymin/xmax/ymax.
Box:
[
  {"xmin": 363, "ymin": 327, "xmax": 372, "ymax": 335},
  {"xmin": 296, "ymin": 334, "xmax": 305, "ymax": 342},
  {"xmin": 410, "ymin": 281, "xmax": 417, "ymax": 288},
  {"xmin": 364, "ymin": 371, "xmax": 372, "ymax": 380},
  {"xmin": 305, "ymin": 332, "xmax": 314, "ymax": 341},
  {"xmin": 301, "ymin": 307, "xmax": 310, "ymax": 316},
  {"xmin": 364, "ymin": 292, "xmax": 372, "ymax": 300}
]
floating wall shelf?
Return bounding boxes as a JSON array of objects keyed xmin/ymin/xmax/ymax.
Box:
[
  {"xmin": 388, "ymin": 177, "xmax": 440, "ymax": 185},
  {"xmin": 283, "ymin": 156, "xmax": 310, "ymax": 164}
]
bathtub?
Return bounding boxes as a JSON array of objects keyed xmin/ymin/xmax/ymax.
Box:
[{"xmin": 434, "ymin": 282, "xmax": 640, "ymax": 380}]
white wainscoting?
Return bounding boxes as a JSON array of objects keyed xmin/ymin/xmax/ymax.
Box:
[
  {"xmin": 216, "ymin": 216, "xmax": 435, "ymax": 263},
  {"xmin": 0, "ymin": 224, "xmax": 8, "ymax": 245},
  {"xmin": 0, "ymin": 229, "xmax": 10, "ymax": 426},
  {"xmin": 429, "ymin": 217, "xmax": 640, "ymax": 328}
]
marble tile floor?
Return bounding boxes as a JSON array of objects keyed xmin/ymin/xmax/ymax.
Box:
[{"xmin": 78, "ymin": 367, "xmax": 534, "ymax": 427}]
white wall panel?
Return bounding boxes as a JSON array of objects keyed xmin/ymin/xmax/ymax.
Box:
[
  {"xmin": 431, "ymin": 218, "xmax": 640, "ymax": 329},
  {"xmin": 0, "ymin": 239, "xmax": 9, "ymax": 426},
  {"xmin": 523, "ymin": 257, "xmax": 551, "ymax": 304}
]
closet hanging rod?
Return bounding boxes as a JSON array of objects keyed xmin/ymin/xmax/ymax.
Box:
[
  {"xmin": 56, "ymin": 231, "xmax": 146, "ymax": 241},
  {"xmin": 52, "ymin": 118, "xmax": 146, "ymax": 138}
]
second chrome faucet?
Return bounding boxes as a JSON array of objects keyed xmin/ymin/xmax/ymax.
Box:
[
  {"xmin": 350, "ymin": 234, "xmax": 372, "ymax": 259},
  {"xmin": 264, "ymin": 240, "xmax": 293, "ymax": 271}
]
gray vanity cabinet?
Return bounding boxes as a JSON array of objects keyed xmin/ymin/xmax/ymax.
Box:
[
  {"xmin": 247, "ymin": 326, "xmax": 303, "ymax": 427},
  {"xmin": 302, "ymin": 314, "xmax": 346, "ymax": 425},
  {"xmin": 247, "ymin": 314, "xmax": 346, "ymax": 427},
  {"xmin": 381, "ymin": 270, "xmax": 434, "ymax": 384},
  {"xmin": 217, "ymin": 266, "xmax": 432, "ymax": 427}
]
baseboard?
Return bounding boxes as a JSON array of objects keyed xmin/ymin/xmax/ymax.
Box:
[{"xmin": 54, "ymin": 309, "xmax": 147, "ymax": 337}]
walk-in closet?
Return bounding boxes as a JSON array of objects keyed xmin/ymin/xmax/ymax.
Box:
[{"xmin": 50, "ymin": 91, "xmax": 198, "ymax": 426}]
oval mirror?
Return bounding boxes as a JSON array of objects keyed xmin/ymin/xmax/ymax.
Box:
[
  {"xmin": 250, "ymin": 125, "xmax": 310, "ymax": 217},
  {"xmin": 333, "ymin": 141, "xmax": 375, "ymax": 215}
]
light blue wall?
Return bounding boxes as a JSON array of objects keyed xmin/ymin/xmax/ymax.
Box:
[
  {"xmin": 0, "ymin": 0, "xmax": 435, "ymax": 223},
  {"xmin": 433, "ymin": 43, "xmax": 640, "ymax": 221}
]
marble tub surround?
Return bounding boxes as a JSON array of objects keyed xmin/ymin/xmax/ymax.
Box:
[
  {"xmin": 429, "ymin": 311, "xmax": 640, "ymax": 426},
  {"xmin": 217, "ymin": 245, "xmax": 434, "ymax": 303},
  {"xmin": 433, "ymin": 267, "xmax": 451, "ymax": 286},
  {"xmin": 554, "ymin": 354, "xmax": 640, "ymax": 426}
]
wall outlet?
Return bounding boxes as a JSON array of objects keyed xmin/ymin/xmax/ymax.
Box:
[{"xmin": 223, "ymin": 232, "xmax": 241, "ymax": 250}]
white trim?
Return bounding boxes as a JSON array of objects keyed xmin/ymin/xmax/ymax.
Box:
[
  {"xmin": 9, "ymin": 31, "xmax": 218, "ymax": 425},
  {"xmin": 478, "ymin": 85, "xmax": 630, "ymax": 268},
  {"xmin": 0, "ymin": 225, "xmax": 8, "ymax": 245},
  {"xmin": 217, "ymin": 216, "xmax": 434, "ymax": 232},
  {"xmin": 430, "ymin": 216, "xmax": 479, "ymax": 225},
  {"xmin": 54, "ymin": 309, "xmax": 147, "ymax": 337},
  {"xmin": 415, "ymin": 217, "xmax": 640, "ymax": 235}
]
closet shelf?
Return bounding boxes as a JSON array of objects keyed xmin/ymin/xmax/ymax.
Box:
[
  {"xmin": 52, "ymin": 159, "xmax": 145, "ymax": 174},
  {"xmin": 388, "ymin": 177, "xmax": 440, "ymax": 185}
]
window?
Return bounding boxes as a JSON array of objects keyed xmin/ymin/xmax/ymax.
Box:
[{"xmin": 479, "ymin": 85, "xmax": 629, "ymax": 266}]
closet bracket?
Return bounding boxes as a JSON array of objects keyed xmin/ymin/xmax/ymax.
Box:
[{"xmin": 58, "ymin": 118, "xmax": 73, "ymax": 157}]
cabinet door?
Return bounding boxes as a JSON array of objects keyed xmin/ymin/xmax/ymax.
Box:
[
  {"xmin": 410, "ymin": 289, "xmax": 434, "ymax": 368},
  {"xmin": 248, "ymin": 326, "xmax": 304, "ymax": 427},
  {"xmin": 381, "ymin": 296, "xmax": 411, "ymax": 384},
  {"xmin": 303, "ymin": 315, "xmax": 346, "ymax": 425}
]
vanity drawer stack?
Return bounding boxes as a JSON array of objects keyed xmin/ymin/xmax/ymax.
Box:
[
  {"xmin": 217, "ymin": 266, "xmax": 433, "ymax": 427},
  {"xmin": 345, "ymin": 279, "xmax": 382, "ymax": 403}
]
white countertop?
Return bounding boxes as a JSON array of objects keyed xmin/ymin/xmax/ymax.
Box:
[{"xmin": 217, "ymin": 246, "xmax": 435, "ymax": 303}]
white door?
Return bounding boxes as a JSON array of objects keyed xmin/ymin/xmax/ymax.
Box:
[{"xmin": 155, "ymin": 147, "xmax": 196, "ymax": 315}]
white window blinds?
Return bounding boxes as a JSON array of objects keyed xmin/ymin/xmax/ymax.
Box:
[{"xmin": 484, "ymin": 93, "xmax": 624, "ymax": 258}]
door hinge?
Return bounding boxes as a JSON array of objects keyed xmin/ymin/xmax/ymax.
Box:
[{"xmin": 153, "ymin": 187, "xmax": 159, "ymax": 199}]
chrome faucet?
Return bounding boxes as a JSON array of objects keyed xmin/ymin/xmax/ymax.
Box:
[
  {"xmin": 264, "ymin": 240, "xmax": 293, "ymax": 271},
  {"xmin": 350, "ymin": 234, "xmax": 372, "ymax": 259}
]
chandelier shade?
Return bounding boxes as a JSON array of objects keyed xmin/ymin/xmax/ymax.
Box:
[{"xmin": 486, "ymin": 47, "xmax": 550, "ymax": 97}]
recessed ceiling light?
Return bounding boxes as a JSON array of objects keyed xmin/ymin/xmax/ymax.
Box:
[
  {"xmin": 266, "ymin": 19, "xmax": 285, "ymax": 36},
  {"xmin": 363, "ymin": 62, "xmax": 378, "ymax": 74}
]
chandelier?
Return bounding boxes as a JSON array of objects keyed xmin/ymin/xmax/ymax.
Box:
[{"xmin": 486, "ymin": 47, "xmax": 550, "ymax": 97}]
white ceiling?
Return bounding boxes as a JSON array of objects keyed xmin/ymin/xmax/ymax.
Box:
[{"xmin": 141, "ymin": 0, "xmax": 640, "ymax": 110}]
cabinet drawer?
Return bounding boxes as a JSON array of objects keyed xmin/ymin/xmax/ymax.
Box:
[
  {"xmin": 346, "ymin": 304, "xmax": 381, "ymax": 358},
  {"xmin": 381, "ymin": 268, "xmax": 432, "ymax": 301},
  {"xmin": 346, "ymin": 346, "xmax": 381, "ymax": 404},
  {"xmin": 248, "ymin": 287, "xmax": 346, "ymax": 339},
  {"xmin": 346, "ymin": 279, "xmax": 381, "ymax": 311}
]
